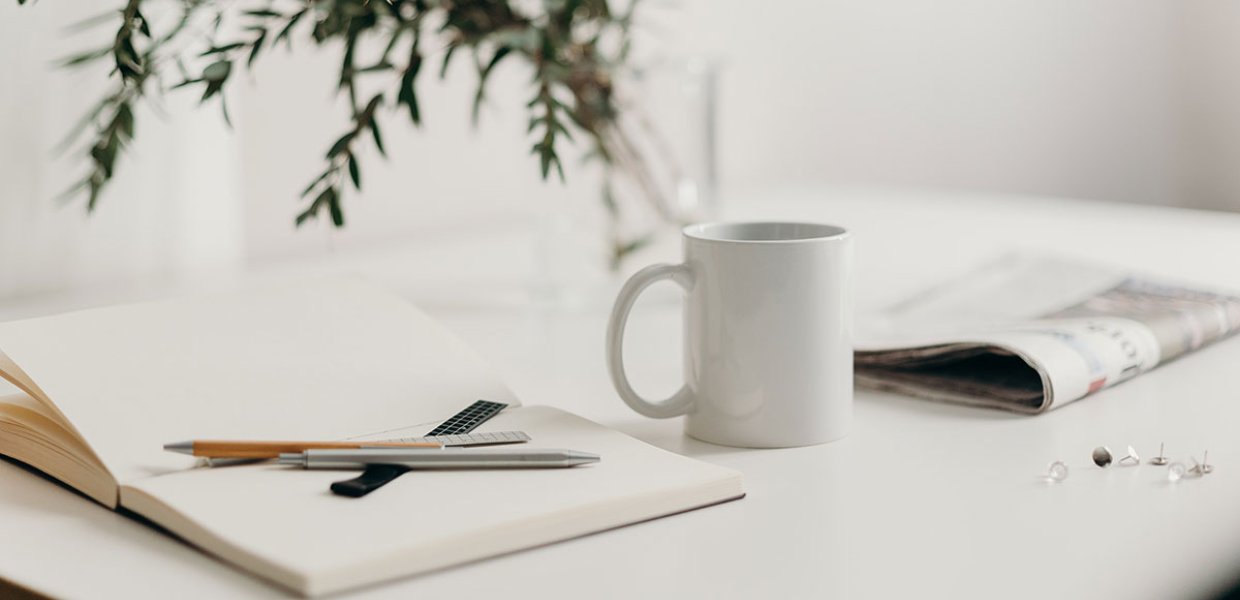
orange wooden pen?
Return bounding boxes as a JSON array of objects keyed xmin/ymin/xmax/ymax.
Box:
[{"xmin": 162, "ymin": 439, "xmax": 442, "ymax": 459}]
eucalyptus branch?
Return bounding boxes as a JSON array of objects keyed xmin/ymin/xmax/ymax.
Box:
[
  {"xmin": 58, "ymin": 0, "xmax": 157, "ymax": 209},
  {"xmin": 25, "ymin": 0, "xmax": 663, "ymax": 267},
  {"xmin": 298, "ymin": 93, "xmax": 386, "ymax": 227}
]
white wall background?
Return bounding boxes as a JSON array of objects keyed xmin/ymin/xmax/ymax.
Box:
[
  {"xmin": 0, "ymin": 1, "xmax": 244, "ymax": 298},
  {"xmin": 1, "ymin": 0, "xmax": 1238, "ymax": 299}
]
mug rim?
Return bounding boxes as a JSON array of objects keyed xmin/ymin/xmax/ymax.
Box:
[{"xmin": 682, "ymin": 221, "xmax": 849, "ymax": 244}]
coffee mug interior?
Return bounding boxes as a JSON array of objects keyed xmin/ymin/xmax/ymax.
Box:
[{"xmin": 684, "ymin": 222, "xmax": 846, "ymax": 243}]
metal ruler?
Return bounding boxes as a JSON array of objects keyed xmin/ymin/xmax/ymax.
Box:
[
  {"xmin": 378, "ymin": 430, "xmax": 530, "ymax": 447},
  {"xmin": 423, "ymin": 400, "xmax": 509, "ymax": 436},
  {"xmin": 331, "ymin": 400, "xmax": 512, "ymax": 497}
]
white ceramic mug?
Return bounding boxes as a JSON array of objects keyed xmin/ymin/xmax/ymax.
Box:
[{"xmin": 606, "ymin": 222, "xmax": 853, "ymax": 448}]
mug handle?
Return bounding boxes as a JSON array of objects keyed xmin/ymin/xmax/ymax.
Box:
[{"xmin": 606, "ymin": 263, "xmax": 696, "ymax": 418}]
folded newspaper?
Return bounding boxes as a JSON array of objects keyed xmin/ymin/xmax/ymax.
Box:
[{"xmin": 856, "ymin": 255, "xmax": 1240, "ymax": 413}]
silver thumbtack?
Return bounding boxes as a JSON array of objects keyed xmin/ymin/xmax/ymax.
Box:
[
  {"xmin": 1201, "ymin": 451, "xmax": 1214, "ymax": 474},
  {"xmin": 1149, "ymin": 443, "xmax": 1168, "ymax": 466},
  {"xmin": 1168, "ymin": 462, "xmax": 1187, "ymax": 482},
  {"xmin": 1188, "ymin": 456, "xmax": 1207, "ymax": 477},
  {"xmin": 1118, "ymin": 445, "xmax": 1140, "ymax": 466},
  {"xmin": 1046, "ymin": 460, "xmax": 1069, "ymax": 482},
  {"xmin": 1092, "ymin": 446, "xmax": 1113, "ymax": 467}
]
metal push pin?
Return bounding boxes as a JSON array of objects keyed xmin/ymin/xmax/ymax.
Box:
[
  {"xmin": 1168, "ymin": 462, "xmax": 1188, "ymax": 482},
  {"xmin": 1045, "ymin": 461, "xmax": 1069, "ymax": 482},
  {"xmin": 1117, "ymin": 445, "xmax": 1140, "ymax": 466},
  {"xmin": 1092, "ymin": 446, "xmax": 1113, "ymax": 467},
  {"xmin": 1200, "ymin": 451, "xmax": 1214, "ymax": 475},
  {"xmin": 1188, "ymin": 456, "xmax": 1208, "ymax": 477},
  {"xmin": 1149, "ymin": 443, "xmax": 1169, "ymax": 466}
]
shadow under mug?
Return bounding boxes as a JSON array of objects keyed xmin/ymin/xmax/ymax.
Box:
[{"xmin": 606, "ymin": 221, "xmax": 852, "ymax": 448}]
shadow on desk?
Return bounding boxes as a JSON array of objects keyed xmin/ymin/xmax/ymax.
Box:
[
  {"xmin": 1214, "ymin": 578, "xmax": 1240, "ymax": 600},
  {"xmin": 610, "ymin": 391, "xmax": 1021, "ymax": 448},
  {"xmin": 859, "ymin": 389, "xmax": 1027, "ymax": 421},
  {"xmin": 608, "ymin": 419, "xmax": 743, "ymax": 458},
  {"xmin": 608, "ymin": 388, "xmax": 1023, "ymax": 459},
  {"xmin": 0, "ymin": 577, "xmax": 50, "ymax": 600}
]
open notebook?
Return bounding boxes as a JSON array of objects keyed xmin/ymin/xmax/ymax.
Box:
[{"xmin": 0, "ymin": 279, "xmax": 743, "ymax": 596}]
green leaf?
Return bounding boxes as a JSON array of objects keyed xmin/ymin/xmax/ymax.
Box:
[
  {"xmin": 295, "ymin": 205, "xmax": 316, "ymax": 226},
  {"xmin": 57, "ymin": 47, "xmax": 112, "ymax": 68},
  {"xmin": 201, "ymin": 43, "xmax": 246, "ymax": 57},
  {"xmin": 91, "ymin": 140, "xmax": 117, "ymax": 178},
  {"xmin": 175, "ymin": 57, "xmax": 190, "ymax": 80},
  {"xmin": 370, "ymin": 119, "xmax": 386, "ymax": 157},
  {"xmin": 471, "ymin": 87, "xmax": 486, "ymax": 126},
  {"xmin": 439, "ymin": 44, "xmax": 457, "ymax": 79},
  {"xmin": 347, "ymin": 154, "xmax": 361, "ymax": 190},
  {"xmin": 339, "ymin": 38, "xmax": 357, "ymax": 91},
  {"xmin": 114, "ymin": 39, "xmax": 143, "ymax": 80},
  {"xmin": 219, "ymin": 94, "xmax": 233, "ymax": 127},
  {"xmin": 170, "ymin": 77, "xmax": 203, "ymax": 90},
  {"xmin": 475, "ymin": 48, "xmax": 509, "ymax": 125},
  {"xmin": 248, "ymin": 30, "xmax": 268, "ymax": 68},
  {"xmin": 274, "ymin": 10, "xmax": 306, "ymax": 47},
  {"xmin": 300, "ymin": 170, "xmax": 332, "ymax": 197},
  {"xmin": 55, "ymin": 98, "xmax": 110, "ymax": 154},
  {"xmin": 326, "ymin": 132, "xmax": 355, "ymax": 159},
  {"xmin": 296, "ymin": 186, "xmax": 339, "ymax": 227},
  {"xmin": 484, "ymin": 46, "xmax": 511, "ymax": 77},
  {"xmin": 533, "ymin": 142, "xmax": 565, "ymax": 182},
  {"xmin": 398, "ymin": 46, "xmax": 422, "ymax": 125},
  {"xmin": 114, "ymin": 102, "xmax": 135, "ymax": 140},
  {"xmin": 616, "ymin": 235, "xmax": 653, "ymax": 258},
  {"xmin": 601, "ymin": 181, "xmax": 618, "ymax": 216},
  {"xmin": 399, "ymin": 87, "xmax": 421, "ymax": 124},
  {"xmin": 133, "ymin": 8, "xmax": 151, "ymax": 37},
  {"xmin": 314, "ymin": 186, "xmax": 334, "ymax": 211},
  {"xmin": 362, "ymin": 94, "xmax": 383, "ymax": 118},
  {"xmin": 612, "ymin": 235, "xmax": 654, "ymax": 270},
  {"xmin": 380, "ymin": 28, "xmax": 405, "ymax": 61},
  {"xmin": 359, "ymin": 61, "xmax": 395, "ymax": 74},
  {"xmin": 55, "ymin": 177, "xmax": 91, "ymax": 206},
  {"xmin": 327, "ymin": 188, "xmax": 345, "ymax": 227},
  {"xmin": 63, "ymin": 9, "xmax": 118, "ymax": 33},
  {"xmin": 200, "ymin": 80, "xmax": 224, "ymax": 102},
  {"xmin": 202, "ymin": 60, "xmax": 232, "ymax": 82},
  {"xmin": 87, "ymin": 176, "xmax": 104, "ymax": 212},
  {"xmin": 534, "ymin": 143, "xmax": 552, "ymax": 179}
]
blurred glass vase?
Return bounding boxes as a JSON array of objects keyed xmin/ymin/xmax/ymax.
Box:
[
  {"xmin": 530, "ymin": 57, "xmax": 721, "ymax": 308},
  {"xmin": 607, "ymin": 57, "xmax": 721, "ymax": 254},
  {"xmin": 633, "ymin": 57, "xmax": 720, "ymax": 221}
]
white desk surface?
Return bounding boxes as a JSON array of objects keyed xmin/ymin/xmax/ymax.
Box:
[{"xmin": 3, "ymin": 185, "xmax": 1240, "ymax": 599}]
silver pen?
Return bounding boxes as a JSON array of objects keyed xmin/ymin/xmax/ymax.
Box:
[{"xmin": 278, "ymin": 447, "xmax": 600, "ymax": 469}]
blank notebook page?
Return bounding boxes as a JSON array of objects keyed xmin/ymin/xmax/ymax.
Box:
[
  {"xmin": 0, "ymin": 278, "xmax": 517, "ymax": 485},
  {"xmin": 122, "ymin": 406, "xmax": 744, "ymax": 596}
]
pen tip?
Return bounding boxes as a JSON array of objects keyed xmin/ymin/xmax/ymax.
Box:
[
  {"xmin": 163, "ymin": 441, "xmax": 193, "ymax": 455},
  {"xmin": 568, "ymin": 451, "xmax": 601, "ymax": 465},
  {"xmin": 276, "ymin": 453, "xmax": 304, "ymax": 467}
]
